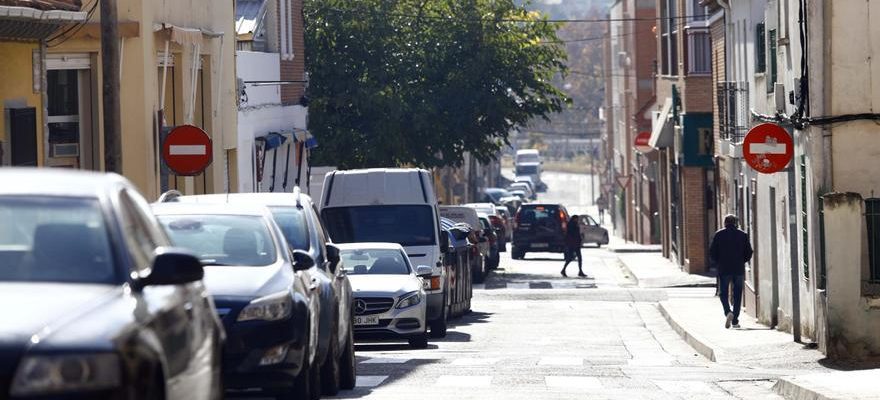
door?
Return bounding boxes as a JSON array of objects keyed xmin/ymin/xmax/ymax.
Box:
[
  {"xmin": 46, "ymin": 56, "xmax": 98, "ymax": 170},
  {"xmin": 769, "ymin": 187, "xmax": 780, "ymax": 327}
]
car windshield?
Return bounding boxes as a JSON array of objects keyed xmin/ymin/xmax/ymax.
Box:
[
  {"xmin": 322, "ymin": 205, "xmax": 436, "ymax": 247},
  {"xmin": 158, "ymin": 215, "xmax": 277, "ymax": 267},
  {"xmin": 516, "ymin": 165, "xmax": 538, "ymax": 175},
  {"xmin": 268, "ymin": 206, "xmax": 310, "ymax": 250},
  {"xmin": 518, "ymin": 205, "xmax": 561, "ymax": 225},
  {"xmin": 340, "ymin": 248, "xmax": 411, "ymax": 275},
  {"xmin": 0, "ymin": 196, "xmax": 116, "ymax": 283},
  {"xmin": 517, "ymin": 153, "xmax": 539, "ymax": 163}
]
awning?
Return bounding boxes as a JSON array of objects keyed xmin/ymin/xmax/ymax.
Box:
[
  {"xmin": 0, "ymin": 5, "xmax": 88, "ymax": 40},
  {"xmin": 153, "ymin": 23, "xmax": 224, "ymax": 46},
  {"xmin": 649, "ymin": 98, "xmax": 674, "ymax": 149}
]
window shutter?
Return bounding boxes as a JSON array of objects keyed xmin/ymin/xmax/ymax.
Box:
[{"xmin": 755, "ymin": 23, "xmax": 766, "ymax": 73}]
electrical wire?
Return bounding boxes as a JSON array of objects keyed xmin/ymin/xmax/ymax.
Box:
[
  {"xmin": 46, "ymin": 0, "xmax": 99, "ymax": 47},
  {"xmin": 321, "ymin": 6, "xmax": 710, "ymax": 24}
]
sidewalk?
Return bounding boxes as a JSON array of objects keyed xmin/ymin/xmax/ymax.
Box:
[
  {"xmin": 773, "ymin": 369, "xmax": 880, "ymax": 400},
  {"xmin": 617, "ymin": 252, "xmax": 716, "ymax": 288}
]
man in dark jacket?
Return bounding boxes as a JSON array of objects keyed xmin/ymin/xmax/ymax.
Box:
[
  {"xmin": 709, "ymin": 214, "xmax": 753, "ymax": 329},
  {"xmin": 561, "ymin": 215, "xmax": 585, "ymax": 277}
]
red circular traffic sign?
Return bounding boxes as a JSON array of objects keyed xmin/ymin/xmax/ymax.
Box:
[
  {"xmin": 162, "ymin": 125, "xmax": 213, "ymax": 176},
  {"xmin": 744, "ymin": 123, "xmax": 793, "ymax": 174},
  {"xmin": 634, "ymin": 131, "xmax": 652, "ymax": 153}
]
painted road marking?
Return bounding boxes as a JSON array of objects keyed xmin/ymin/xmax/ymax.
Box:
[
  {"xmin": 355, "ymin": 375, "xmax": 388, "ymax": 388},
  {"xmin": 361, "ymin": 357, "xmax": 411, "ymax": 364}
]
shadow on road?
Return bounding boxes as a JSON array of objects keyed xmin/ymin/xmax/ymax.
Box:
[{"xmin": 328, "ymin": 358, "xmax": 443, "ymax": 399}]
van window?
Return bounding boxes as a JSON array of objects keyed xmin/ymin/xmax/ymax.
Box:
[
  {"xmin": 516, "ymin": 153, "xmax": 539, "ymax": 164},
  {"xmin": 323, "ymin": 205, "xmax": 436, "ymax": 247}
]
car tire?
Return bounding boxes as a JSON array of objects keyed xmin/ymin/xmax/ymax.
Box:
[
  {"xmin": 429, "ymin": 297, "xmax": 448, "ymax": 338},
  {"xmin": 473, "ymin": 261, "xmax": 485, "ymax": 284},
  {"xmin": 308, "ymin": 351, "xmax": 321, "ymax": 400},
  {"xmin": 408, "ymin": 333, "xmax": 429, "ymax": 349},
  {"xmin": 511, "ymin": 246, "xmax": 525, "ymax": 260},
  {"xmin": 280, "ymin": 351, "xmax": 310, "ymax": 400},
  {"xmin": 339, "ymin": 327, "xmax": 357, "ymax": 390},
  {"xmin": 321, "ymin": 329, "xmax": 341, "ymax": 396}
]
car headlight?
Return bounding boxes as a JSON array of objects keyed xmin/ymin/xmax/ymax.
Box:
[
  {"xmin": 10, "ymin": 353, "xmax": 121, "ymax": 396},
  {"xmin": 238, "ymin": 291, "xmax": 293, "ymax": 322},
  {"xmin": 396, "ymin": 291, "xmax": 421, "ymax": 309}
]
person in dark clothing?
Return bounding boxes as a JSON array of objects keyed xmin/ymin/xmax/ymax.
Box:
[
  {"xmin": 709, "ymin": 214, "xmax": 754, "ymax": 329},
  {"xmin": 561, "ymin": 215, "xmax": 585, "ymax": 277}
]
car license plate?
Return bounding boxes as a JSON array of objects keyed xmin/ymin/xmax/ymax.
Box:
[
  {"xmin": 532, "ymin": 243, "xmax": 549, "ymax": 249},
  {"xmin": 354, "ymin": 315, "xmax": 380, "ymax": 326}
]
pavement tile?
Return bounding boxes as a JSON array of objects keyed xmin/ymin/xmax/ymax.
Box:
[
  {"xmin": 450, "ymin": 357, "xmax": 500, "ymax": 366},
  {"xmin": 539, "ymin": 356, "xmax": 585, "ymax": 366},
  {"xmin": 436, "ymin": 375, "xmax": 492, "ymax": 388},
  {"xmin": 652, "ymin": 380, "xmax": 718, "ymax": 393},
  {"xmin": 545, "ymin": 376, "xmax": 603, "ymax": 389},
  {"xmin": 355, "ymin": 375, "xmax": 389, "ymax": 388}
]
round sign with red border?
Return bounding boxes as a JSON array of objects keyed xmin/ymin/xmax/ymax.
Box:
[
  {"xmin": 634, "ymin": 131, "xmax": 652, "ymax": 153},
  {"xmin": 162, "ymin": 125, "xmax": 213, "ymax": 176},
  {"xmin": 743, "ymin": 123, "xmax": 793, "ymax": 174}
]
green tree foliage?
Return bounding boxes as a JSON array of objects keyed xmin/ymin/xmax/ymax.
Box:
[{"xmin": 304, "ymin": 0, "xmax": 570, "ymax": 169}]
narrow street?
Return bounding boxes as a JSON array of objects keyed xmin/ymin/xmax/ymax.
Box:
[{"xmin": 334, "ymin": 172, "xmax": 786, "ymax": 400}]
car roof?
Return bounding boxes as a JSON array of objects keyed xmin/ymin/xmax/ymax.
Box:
[
  {"xmin": 521, "ymin": 203, "xmax": 563, "ymax": 208},
  {"xmin": 151, "ymin": 202, "xmax": 274, "ymax": 217},
  {"xmin": 169, "ymin": 192, "xmax": 315, "ymax": 207},
  {"xmin": 334, "ymin": 242, "xmax": 406, "ymax": 251},
  {"xmin": 0, "ymin": 168, "xmax": 129, "ymax": 198}
]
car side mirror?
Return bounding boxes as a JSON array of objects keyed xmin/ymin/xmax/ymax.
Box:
[
  {"xmin": 292, "ymin": 250, "xmax": 315, "ymax": 271},
  {"xmin": 138, "ymin": 247, "xmax": 203, "ymax": 289},
  {"xmin": 325, "ymin": 243, "xmax": 340, "ymax": 273},
  {"xmin": 416, "ymin": 265, "xmax": 433, "ymax": 278}
]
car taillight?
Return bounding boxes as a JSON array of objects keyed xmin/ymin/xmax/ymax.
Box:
[
  {"xmin": 559, "ymin": 210, "xmax": 567, "ymax": 231},
  {"xmin": 514, "ymin": 211, "xmax": 521, "ymax": 229}
]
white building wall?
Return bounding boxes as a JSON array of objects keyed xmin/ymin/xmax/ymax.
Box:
[{"xmin": 236, "ymin": 50, "xmax": 308, "ymax": 193}]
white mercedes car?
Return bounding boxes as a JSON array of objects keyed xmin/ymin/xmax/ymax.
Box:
[{"xmin": 336, "ymin": 243, "xmax": 433, "ymax": 348}]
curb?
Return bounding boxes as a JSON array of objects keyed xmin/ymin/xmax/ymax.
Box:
[
  {"xmin": 617, "ymin": 257, "xmax": 640, "ymax": 286},
  {"xmin": 657, "ymin": 301, "xmax": 723, "ymax": 362},
  {"xmin": 772, "ymin": 376, "xmax": 832, "ymax": 400},
  {"xmin": 609, "ymin": 247, "xmax": 662, "ymax": 254}
]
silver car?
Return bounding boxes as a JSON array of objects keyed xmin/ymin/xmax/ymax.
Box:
[
  {"xmin": 578, "ymin": 214, "xmax": 610, "ymax": 247},
  {"xmin": 336, "ymin": 243, "xmax": 432, "ymax": 349}
]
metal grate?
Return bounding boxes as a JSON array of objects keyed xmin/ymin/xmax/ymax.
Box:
[
  {"xmin": 716, "ymin": 82, "xmax": 750, "ymax": 143},
  {"xmin": 866, "ymin": 198, "xmax": 880, "ymax": 283},
  {"xmin": 818, "ymin": 196, "xmax": 826, "ymax": 289},
  {"xmin": 353, "ymin": 297, "xmax": 395, "ymax": 316}
]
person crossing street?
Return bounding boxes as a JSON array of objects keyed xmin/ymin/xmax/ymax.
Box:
[
  {"xmin": 561, "ymin": 215, "xmax": 585, "ymax": 277},
  {"xmin": 709, "ymin": 214, "xmax": 753, "ymax": 329}
]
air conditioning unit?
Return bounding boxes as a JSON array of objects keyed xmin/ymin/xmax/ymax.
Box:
[{"xmin": 52, "ymin": 143, "xmax": 79, "ymax": 158}]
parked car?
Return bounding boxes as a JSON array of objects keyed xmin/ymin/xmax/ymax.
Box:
[
  {"xmin": 495, "ymin": 206, "xmax": 514, "ymax": 242},
  {"xmin": 477, "ymin": 214, "xmax": 500, "ymax": 269},
  {"xmin": 511, "ymin": 203, "xmax": 571, "ymax": 260},
  {"xmin": 508, "ymin": 189, "xmax": 529, "ymax": 203},
  {"xmin": 464, "ymin": 203, "xmax": 508, "ymax": 252},
  {"xmin": 507, "ymin": 182, "xmax": 535, "ymax": 201},
  {"xmin": 578, "ymin": 214, "xmax": 610, "ymax": 247},
  {"xmin": 152, "ymin": 203, "xmax": 320, "ymax": 399},
  {"xmin": 336, "ymin": 243, "xmax": 431, "ymax": 349},
  {"xmin": 439, "ymin": 206, "xmax": 488, "ymax": 283},
  {"xmin": 0, "ymin": 169, "xmax": 223, "ymax": 400},
  {"xmin": 321, "ymin": 168, "xmax": 450, "ymax": 338},
  {"xmin": 159, "ymin": 190, "xmax": 356, "ymax": 395},
  {"xmin": 482, "ymin": 187, "xmax": 513, "ymax": 205},
  {"xmin": 439, "ymin": 217, "xmax": 473, "ymax": 317}
]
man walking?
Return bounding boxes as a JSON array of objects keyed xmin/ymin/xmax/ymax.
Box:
[
  {"xmin": 709, "ymin": 214, "xmax": 753, "ymax": 329},
  {"xmin": 596, "ymin": 194, "xmax": 608, "ymax": 224}
]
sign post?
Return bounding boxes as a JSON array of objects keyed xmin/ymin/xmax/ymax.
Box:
[
  {"xmin": 162, "ymin": 125, "xmax": 213, "ymax": 176},
  {"xmin": 743, "ymin": 123, "xmax": 793, "ymax": 174}
]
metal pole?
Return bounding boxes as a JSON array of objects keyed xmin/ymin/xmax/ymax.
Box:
[
  {"xmin": 100, "ymin": 0, "xmax": 122, "ymax": 173},
  {"xmin": 590, "ymin": 148, "xmax": 596, "ymax": 205}
]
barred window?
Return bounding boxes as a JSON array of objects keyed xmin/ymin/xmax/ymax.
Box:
[
  {"xmin": 756, "ymin": 23, "xmax": 766, "ymax": 73},
  {"xmin": 867, "ymin": 198, "xmax": 880, "ymax": 283}
]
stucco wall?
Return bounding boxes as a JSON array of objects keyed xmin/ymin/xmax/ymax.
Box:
[
  {"xmin": 823, "ymin": 193, "xmax": 880, "ymax": 359},
  {"xmin": 0, "ymin": 41, "xmax": 43, "ymax": 165}
]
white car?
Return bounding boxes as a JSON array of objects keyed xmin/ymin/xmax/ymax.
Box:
[{"xmin": 336, "ymin": 243, "xmax": 433, "ymax": 349}]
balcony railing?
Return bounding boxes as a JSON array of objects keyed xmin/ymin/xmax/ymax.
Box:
[{"xmin": 716, "ymin": 81, "xmax": 750, "ymax": 142}]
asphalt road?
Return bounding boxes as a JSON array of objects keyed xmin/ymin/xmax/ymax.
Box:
[{"xmin": 324, "ymin": 171, "xmax": 787, "ymax": 400}]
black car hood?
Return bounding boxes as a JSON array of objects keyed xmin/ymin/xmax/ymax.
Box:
[{"xmin": 0, "ymin": 283, "xmax": 120, "ymax": 348}]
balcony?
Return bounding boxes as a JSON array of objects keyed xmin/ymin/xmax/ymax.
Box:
[{"xmin": 716, "ymin": 81, "xmax": 749, "ymax": 158}]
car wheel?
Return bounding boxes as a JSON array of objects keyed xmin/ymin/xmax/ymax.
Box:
[
  {"xmin": 321, "ymin": 329, "xmax": 341, "ymax": 396},
  {"xmin": 429, "ymin": 297, "xmax": 448, "ymax": 338},
  {"xmin": 473, "ymin": 261, "xmax": 485, "ymax": 284},
  {"xmin": 339, "ymin": 327, "xmax": 357, "ymax": 390},
  {"xmin": 408, "ymin": 333, "xmax": 429, "ymax": 349},
  {"xmin": 280, "ymin": 351, "xmax": 310, "ymax": 400}
]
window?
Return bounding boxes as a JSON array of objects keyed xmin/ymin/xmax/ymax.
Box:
[
  {"xmin": 322, "ymin": 205, "xmax": 437, "ymax": 247},
  {"xmin": 268, "ymin": 206, "xmax": 310, "ymax": 250},
  {"xmin": 768, "ymin": 29, "xmax": 778, "ymax": 93},
  {"xmin": 690, "ymin": 0, "xmax": 708, "ymax": 21},
  {"xmin": 866, "ymin": 198, "xmax": 880, "ymax": 283},
  {"xmin": 119, "ymin": 191, "xmax": 159, "ymax": 271},
  {"xmin": 158, "ymin": 215, "xmax": 277, "ymax": 267},
  {"xmin": 688, "ymin": 30, "xmax": 711, "ymax": 74},
  {"xmin": 340, "ymin": 249, "xmax": 411, "ymax": 275},
  {"xmin": 660, "ymin": 0, "xmax": 679, "ymax": 76},
  {"xmin": 755, "ymin": 23, "xmax": 766, "ymax": 73}
]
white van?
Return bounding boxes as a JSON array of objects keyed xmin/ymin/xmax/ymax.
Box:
[
  {"xmin": 320, "ymin": 168, "xmax": 450, "ymax": 336},
  {"xmin": 515, "ymin": 149, "xmax": 541, "ymax": 165},
  {"xmin": 514, "ymin": 149, "xmax": 545, "ymax": 191}
]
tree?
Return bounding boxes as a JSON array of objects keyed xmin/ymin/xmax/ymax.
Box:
[{"xmin": 304, "ymin": 0, "xmax": 569, "ymax": 169}]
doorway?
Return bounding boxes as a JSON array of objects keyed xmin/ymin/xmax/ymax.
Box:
[
  {"xmin": 769, "ymin": 187, "xmax": 780, "ymax": 327},
  {"xmin": 46, "ymin": 54, "xmax": 98, "ymax": 170}
]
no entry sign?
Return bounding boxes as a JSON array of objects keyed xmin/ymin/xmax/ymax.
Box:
[
  {"xmin": 634, "ymin": 131, "xmax": 652, "ymax": 153},
  {"xmin": 162, "ymin": 125, "xmax": 213, "ymax": 176},
  {"xmin": 743, "ymin": 123, "xmax": 793, "ymax": 174}
]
